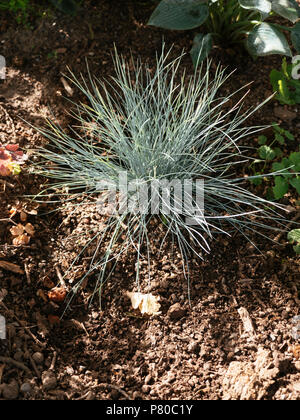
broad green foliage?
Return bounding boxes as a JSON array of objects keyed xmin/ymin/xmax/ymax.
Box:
[
  {"xmin": 0, "ymin": 0, "xmax": 30, "ymax": 23},
  {"xmin": 251, "ymin": 123, "xmax": 300, "ymax": 200},
  {"xmin": 270, "ymin": 58, "xmax": 300, "ymax": 105},
  {"xmin": 48, "ymin": 0, "xmax": 79, "ymax": 15},
  {"xmin": 33, "ymin": 48, "xmax": 290, "ymax": 305},
  {"xmin": 288, "ymin": 229, "xmax": 300, "ymax": 254},
  {"xmin": 148, "ymin": 0, "xmax": 300, "ymax": 65},
  {"xmin": 0, "ymin": 0, "xmax": 79, "ymax": 22}
]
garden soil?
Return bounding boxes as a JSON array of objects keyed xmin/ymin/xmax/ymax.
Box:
[{"xmin": 0, "ymin": 0, "xmax": 300, "ymax": 400}]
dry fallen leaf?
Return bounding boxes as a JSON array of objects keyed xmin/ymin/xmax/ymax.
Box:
[
  {"xmin": 293, "ymin": 345, "xmax": 300, "ymax": 360},
  {"xmin": 10, "ymin": 223, "xmax": 24, "ymax": 236},
  {"xmin": 24, "ymin": 223, "xmax": 35, "ymax": 236},
  {"xmin": 0, "ymin": 261, "xmax": 24, "ymax": 274},
  {"xmin": 20, "ymin": 211, "xmax": 27, "ymax": 222},
  {"xmin": 12, "ymin": 233, "xmax": 30, "ymax": 246},
  {"xmin": 48, "ymin": 286, "xmax": 67, "ymax": 303},
  {"xmin": 126, "ymin": 291, "xmax": 161, "ymax": 316}
]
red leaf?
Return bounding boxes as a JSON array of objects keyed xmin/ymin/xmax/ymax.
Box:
[
  {"xmin": 5, "ymin": 144, "xmax": 19, "ymax": 152},
  {"xmin": 0, "ymin": 164, "xmax": 12, "ymax": 176}
]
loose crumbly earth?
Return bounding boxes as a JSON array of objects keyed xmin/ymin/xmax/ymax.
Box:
[{"xmin": 0, "ymin": 0, "xmax": 300, "ymax": 400}]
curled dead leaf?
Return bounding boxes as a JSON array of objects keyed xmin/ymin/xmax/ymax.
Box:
[
  {"xmin": 48, "ymin": 286, "xmax": 67, "ymax": 303},
  {"xmin": 126, "ymin": 291, "xmax": 161, "ymax": 316},
  {"xmin": 24, "ymin": 223, "xmax": 35, "ymax": 236},
  {"xmin": 293, "ymin": 345, "xmax": 300, "ymax": 360},
  {"xmin": 12, "ymin": 233, "xmax": 30, "ymax": 246},
  {"xmin": 10, "ymin": 223, "xmax": 24, "ymax": 236}
]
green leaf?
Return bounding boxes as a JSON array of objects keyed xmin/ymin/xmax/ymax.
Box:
[
  {"xmin": 258, "ymin": 145, "xmax": 276, "ymax": 160},
  {"xmin": 291, "ymin": 22, "xmax": 300, "ymax": 52},
  {"xmin": 270, "ymin": 69, "xmax": 295, "ymax": 104},
  {"xmin": 272, "ymin": 161, "xmax": 286, "ymax": 172},
  {"xmin": 274, "ymin": 147, "xmax": 284, "ymax": 158},
  {"xmin": 272, "ymin": 0, "xmax": 300, "ymax": 23},
  {"xmin": 293, "ymin": 244, "xmax": 300, "ymax": 254},
  {"xmin": 272, "ymin": 176, "xmax": 289, "ymax": 199},
  {"xmin": 258, "ymin": 135, "xmax": 267, "ymax": 145},
  {"xmin": 287, "ymin": 229, "xmax": 300, "ymax": 244},
  {"xmin": 190, "ymin": 33, "xmax": 213, "ymax": 66},
  {"xmin": 250, "ymin": 173, "xmax": 263, "ymax": 185},
  {"xmin": 49, "ymin": 0, "xmax": 78, "ymax": 15},
  {"xmin": 290, "ymin": 176, "xmax": 300, "ymax": 194},
  {"xmin": 272, "ymin": 160, "xmax": 292, "ymax": 179},
  {"xmin": 288, "ymin": 152, "xmax": 300, "ymax": 171},
  {"xmin": 272, "ymin": 122, "xmax": 282, "ymax": 133},
  {"xmin": 238, "ymin": 0, "xmax": 272, "ymax": 19},
  {"xmin": 274, "ymin": 132, "xmax": 285, "ymax": 145},
  {"xmin": 282, "ymin": 129, "xmax": 294, "ymax": 141},
  {"xmin": 148, "ymin": 0, "xmax": 209, "ymax": 30},
  {"xmin": 247, "ymin": 23, "xmax": 292, "ymax": 57}
]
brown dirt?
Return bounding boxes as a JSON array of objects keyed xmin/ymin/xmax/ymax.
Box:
[{"xmin": 0, "ymin": 0, "xmax": 300, "ymax": 400}]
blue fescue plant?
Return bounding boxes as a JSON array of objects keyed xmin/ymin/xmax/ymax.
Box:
[{"xmin": 32, "ymin": 48, "xmax": 291, "ymax": 306}]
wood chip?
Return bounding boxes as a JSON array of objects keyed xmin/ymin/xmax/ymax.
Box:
[
  {"xmin": 0, "ymin": 261, "xmax": 24, "ymax": 274},
  {"xmin": 238, "ymin": 307, "xmax": 255, "ymax": 336},
  {"xmin": 60, "ymin": 77, "xmax": 74, "ymax": 96}
]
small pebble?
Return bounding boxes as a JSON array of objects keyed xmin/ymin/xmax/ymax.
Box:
[
  {"xmin": 168, "ymin": 303, "xmax": 186, "ymax": 320},
  {"xmin": 20, "ymin": 383, "xmax": 32, "ymax": 395},
  {"xmin": 32, "ymin": 352, "xmax": 44, "ymax": 365}
]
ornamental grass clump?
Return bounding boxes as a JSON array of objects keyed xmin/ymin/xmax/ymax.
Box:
[{"xmin": 33, "ymin": 48, "xmax": 289, "ymax": 305}]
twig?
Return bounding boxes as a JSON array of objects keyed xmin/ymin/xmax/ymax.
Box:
[
  {"xmin": 0, "ymin": 301, "xmax": 46, "ymax": 348},
  {"xmin": 49, "ymin": 351, "xmax": 57, "ymax": 371},
  {"xmin": 0, "ymin": 363, "xmax": 5, "ymax": 384},
  {"xmin": 0, "ymin": 179, "xmax": 14, "ymax": 189},
  {"xmin": 55, "ymin": 266, "xmax": 66, "ymax": 288},
  {"xmin": 24, "ymin": 262, "xmax": 31, "ymax": 285},
  {"xmin": 0, "ymin": 357, "xmax": 31, "ymax": 375},
  {"xmin": 274, "ymin": 212, "xmax": 300, "ymax": 243},
  {"xmin": 24, "ymin": 340, "xmax": 41, "ymax": 379},
  {"xmin": 92, "ymin": 383, "xmax": 132, "ymax": 400}
]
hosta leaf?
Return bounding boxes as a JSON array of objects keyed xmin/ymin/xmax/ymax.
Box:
[
  {"xmin": 190, "ymin": 33, "xmax": 213, "ymax": 66},
  {"xmin": 272, "ymin": 0, "xmax": 300, "ymax": 23},
  {"xmin": 49, "ymin": 0, "xmax": 78, "ymax": 15},
  {"xmin": 272, "ymin": 176, "xmax": 289, "ymax": 199},
  {"xmin": 290, "ymin": 176, "xmax": 300, "ymax": 194},
  {"xmin": 247, "ymin": 23, "xmax": 292, "ymax": 57},
  {"xmin": 258, "ymin": 145, "xmax": 276, "ymax": 160},
  {"xmin": 238, "ymin": 0, "xmax": 272, "ymax": 19},
  {"xmin": 291, "ymin": 22, "xmax": 300, "ymax": 52},
  {"xmin": 148, "ymin": 0, "xmax": 209, "ymax": 30}
]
